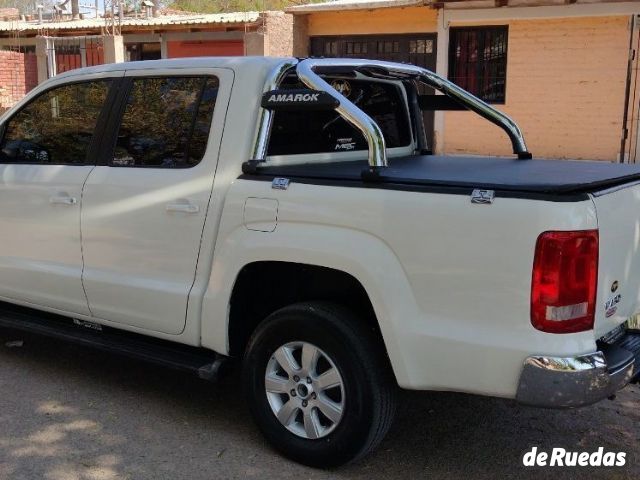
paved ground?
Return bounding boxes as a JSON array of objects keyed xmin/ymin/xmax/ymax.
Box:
[{"xmin": 0, "ymin": 329, "xmax": 638, "ymax": 480}]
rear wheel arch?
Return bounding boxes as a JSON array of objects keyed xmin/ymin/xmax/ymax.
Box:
[{"xmin": 227, "ymin": 261, "xmax": 386, "ymax": 360}]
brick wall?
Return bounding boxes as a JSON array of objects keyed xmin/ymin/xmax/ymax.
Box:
[
  {"xmin": 443, "ymin": 16, "xmax": 630, "ymax": 161},
  {"xmin": 0, "ymin": 7, "xmax": 19, "ymax": 21},
  {"xmin": 263, "ymin": 11, "xmax": 293, "ymax": 57},
  {"xmin": 0, "ymin": 50, "xmax": 38, "ymax": 113}
]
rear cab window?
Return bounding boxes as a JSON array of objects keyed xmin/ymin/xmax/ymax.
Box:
[{"xmin": 267, "ymin": 76, "xmax": 414, "ymax": 164}]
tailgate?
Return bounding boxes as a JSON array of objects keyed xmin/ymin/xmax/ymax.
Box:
[{"xmin": 591, "ymin": 183, "xmax": 640, "ymax": 338}]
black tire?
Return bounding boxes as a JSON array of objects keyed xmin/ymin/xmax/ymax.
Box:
[{"xmin": 242, "ymin": 301, "xmax": 396, "ymax": 468}]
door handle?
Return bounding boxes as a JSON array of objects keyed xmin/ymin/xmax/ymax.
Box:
[
  {"xmin": 166, "ymin": 201, "xmax": 200, "ymax": 214},
  {"xmin": 49, "ymin": 195, "xmax": 77, "ymax": 206}
]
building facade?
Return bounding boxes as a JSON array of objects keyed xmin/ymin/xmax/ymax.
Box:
[
  {"xmin": 289, "ymin": 0, "xmax": 640, "ymax": 162},
  {"xmin": 1, "ymin": 1, "xmax": 639, "ymax": 162},
  {"xmin": 0, "ymin": 10, "xmax": 293, "ymax": 112}
]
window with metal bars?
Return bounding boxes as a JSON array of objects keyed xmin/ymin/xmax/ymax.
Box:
[
  {"xmin": 345, "ymin": 41, "xmax": 367, "ymax": 56},
  {"xmin": 448, "ymin": 26, "xmax": 508, "ymax": 104}
]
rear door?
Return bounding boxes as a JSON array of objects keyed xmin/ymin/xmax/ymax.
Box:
[
  {"xmin": 81, "ymin": 68, "xmax": 233, "ymax": 335},
  {"xmin": 0, "ymin": 77, "xmax": 116, "ymax": 314}
]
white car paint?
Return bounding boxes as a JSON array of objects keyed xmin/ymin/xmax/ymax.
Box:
[
  {"xmin": 0, "ymin": 71, "xmax": 122, "ymax": 316},
  {"xmin": 0, "ymin": 57, "xmax": 636, "ymax": 401},
  {"xmin": 0, "ymin": 163, "xmax": 92, "ymax": 315},
  {"xmin": 203, "ymin": 178, "xmax": 601, "ymax": 395},
  {"xmin": 80, "ymin": 67, "xmax": 234, "ymax": 335},
  {"xmin": 591, "ymin": 184, "xmax": 640, "ymax": 337}
]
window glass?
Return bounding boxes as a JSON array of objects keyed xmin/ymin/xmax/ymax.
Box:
[
  {"xmin": 112, "ymin": 76, "xmax": 218, "ymax": 168},
  {"xmin": 448, "ymin": 26, "xmax": 508, "ymax": 104},
  {"xmin": 268, "ymin": 78, "xmax": 411, "ymax": 156},
  {"xmin": 0, "ymin": 80, "xmax": 111, "ymax": 165}
]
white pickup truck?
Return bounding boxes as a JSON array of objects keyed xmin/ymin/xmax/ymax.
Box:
[{"xmin": 0, "ymin": 56, "xmax": 639, "ymax": 467}]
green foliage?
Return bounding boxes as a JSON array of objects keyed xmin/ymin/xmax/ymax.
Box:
[
  {"xmin": 0, "ymin": 0, "xmax": 58, "ymax": 15},
  {"xmin": 0, "ymin": 0, "xmax": 36, "ymax": 14},
  {"xmin": 168, "ymin": 0, "xmax": 309, "ymax": 14}
]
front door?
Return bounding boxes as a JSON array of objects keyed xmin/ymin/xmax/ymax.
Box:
[
  {"xmin": 0, "ymin": 78, "xmax": 115, "ymax": 315},
  {"xmin": 81, "ymin": 68, "xmax": 232, "ymax": 335},
  {"xmin": 310, "ymin": 34, "xmax": 437, "ymax": 148}
]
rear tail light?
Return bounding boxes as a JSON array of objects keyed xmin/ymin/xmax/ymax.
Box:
[{"xmin": 531, "ymin": 230, "xmax": 598, "ymax": 334}]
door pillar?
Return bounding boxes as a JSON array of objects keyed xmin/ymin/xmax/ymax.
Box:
[{"xmin": 433, "ymin": 8, "xmax": 449, "ymax": 155}]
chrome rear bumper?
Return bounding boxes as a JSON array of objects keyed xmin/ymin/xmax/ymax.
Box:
[{"xmin": 516, "ymin": 351, "xmax": 634, "ymax": 408}]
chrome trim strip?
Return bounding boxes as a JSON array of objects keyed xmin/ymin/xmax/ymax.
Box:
[
  {"xmin": 516, "ymin": 351, "xmax": 634, "ymax": 408},
  {"xmin": 251, "ymin": 59, "xmax": 299, "ymax": 162}
]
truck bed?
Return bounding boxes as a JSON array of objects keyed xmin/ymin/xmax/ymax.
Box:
[{"xmin": 249, "ymin": 155, "xmax": 640, "ymax": 200}]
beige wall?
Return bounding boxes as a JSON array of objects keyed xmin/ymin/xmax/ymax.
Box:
[
  {"xmin": 443, "ymin": 15, "xmax": 631, "ymax": 161},
  {"xmin": 307, "ymin": 6, "xmax": 438, "ymax": 36},
  {"xmin": 627, "ymin": 25, "xmax": 640, "ymax": 163}
]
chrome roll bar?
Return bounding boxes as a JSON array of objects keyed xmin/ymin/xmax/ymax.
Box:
[
  {"xmin": 251, "ymin": 58, "xmax": 299, "ymax": 161},
  {"xmin": 296, "ymin": 59, "xmax": 388, "ymax": 169},
  {"xmin": 251, "ymin": 58, "xmax": 531, "ymax": 170},
  {"xmin": 298, "ymin": 58, "xmax": 530, "ymax": 160}
]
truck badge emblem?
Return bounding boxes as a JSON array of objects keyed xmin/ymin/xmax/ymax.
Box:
[
  {"xmin": 268, "ymin": 93, "xmax": 320, "ymax": 103},
  {"xmin": 272, "ymin": 178, "xmax": 290, "ymax": 190},
  {"xmin": 604, "ymin": 293, "xmax": 622, "ymax": 318},
  {"xmin": 261, "ymin": 89, "xmax": 340, "ymax": 110},
  {"xmin": 331, "ymin": 79, "xmax": 352, "ymax": 98},
  {"xmin": 611, "ymin": 281, "xmax": 619, "ymax": 293},
  {"xmin": 471, "ymin": 189, "xmax": 495, "ymax": 204}
]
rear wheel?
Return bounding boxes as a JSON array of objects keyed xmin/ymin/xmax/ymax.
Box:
[{"xmin": 243, "ymin": 301, "xmax": 396, "ymax": 467}]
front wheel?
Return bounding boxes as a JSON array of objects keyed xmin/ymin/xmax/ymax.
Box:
[{"xmin": 243, "ymin": 302, "xmax": 396, "ymax": 467}]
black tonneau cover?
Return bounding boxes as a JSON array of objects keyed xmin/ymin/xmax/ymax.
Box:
[{"xmin": 253, "ymin": 155, "xmax": 640, "ymax": 197}]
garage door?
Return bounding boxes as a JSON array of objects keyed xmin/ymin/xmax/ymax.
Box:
[
  {"xmin": 310, "ymin": 34, "xmax": 437, "ymax": 148},
  {"xmin": 167, "ymin": 40, "xmax": 244, "ymax": 58}
]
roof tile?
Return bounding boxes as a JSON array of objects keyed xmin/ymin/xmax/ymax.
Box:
[{"xmin": 0, "ymin": 12, "xmax": 261, "ymax": 33}]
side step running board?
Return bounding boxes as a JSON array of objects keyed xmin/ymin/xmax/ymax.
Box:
[{"xmin": 0, "ymin": 301, "xmax": 230, "ymax": 382}]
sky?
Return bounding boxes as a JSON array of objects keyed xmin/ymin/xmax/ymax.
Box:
[
  {"xmin": 85, "ymin": 1, "xmax": 116, "ymax": 12},
  {"xmin": 78, "ymin": 2, "xmax": 149, "ymax": 15}
]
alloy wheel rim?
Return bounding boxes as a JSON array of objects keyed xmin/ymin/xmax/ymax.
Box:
[{"xmin": 265, "ymin": 341, "xmax": 345, "ymax": 439}]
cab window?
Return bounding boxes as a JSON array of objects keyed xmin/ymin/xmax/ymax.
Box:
[
  {"xmin": 111, "ymin": 76, "xmax": 218, "ymax": 168},
  {"xmin": 0, "ymin": 80, "xmax": 111, "ymax": 165},
  {"xmin": 267, "ymin": 78, "xmax": 411, "ymax": 156}
]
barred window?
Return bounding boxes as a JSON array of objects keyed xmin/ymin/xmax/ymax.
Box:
[
  {"xmin": 323, "ymin": 41, "xmax": 338, "ymax": 56},
  {"xmin": 345, "ymin": 41, "xmax": 367, "ymax": 56},
  {"xmin": 448, "ymin": 26, "xmax": 508, "ymax": 103},
  {"xmin": 377, "ymin": 40, "xmax": 399, "ymax": 54}
]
